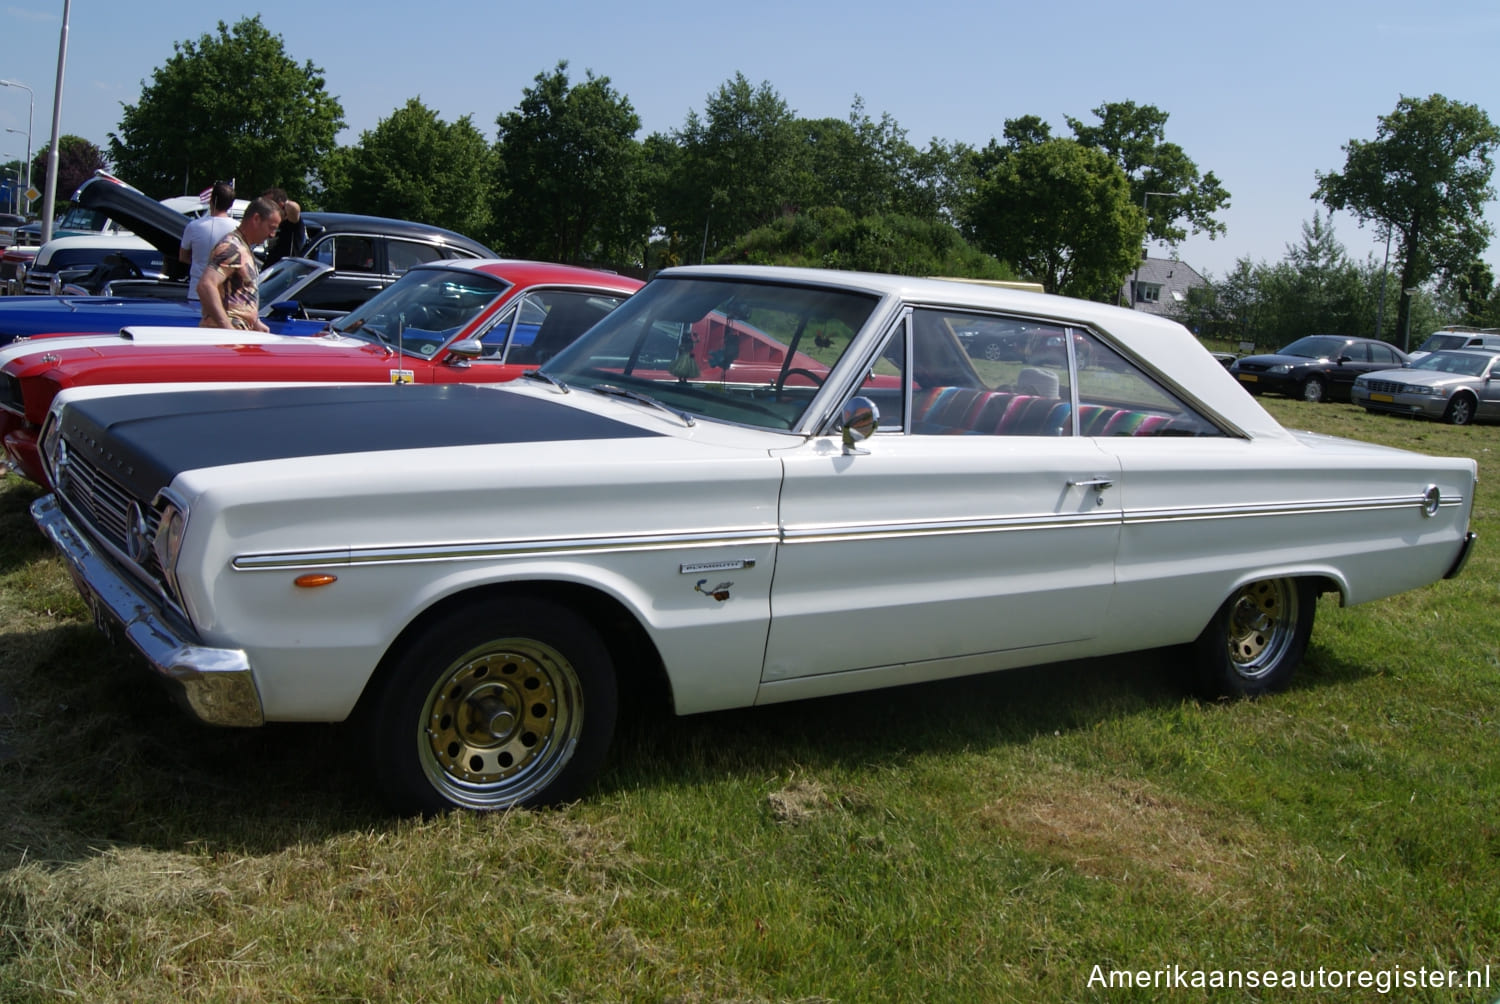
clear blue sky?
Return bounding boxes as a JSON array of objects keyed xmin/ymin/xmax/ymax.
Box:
[{"xmin": 3, "ymin": 0, "xmax": 1497, "ymax": 282}]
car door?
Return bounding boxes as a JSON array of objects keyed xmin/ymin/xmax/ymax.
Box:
[
  {"xmin": 762, "ymin": 307, "xmax": 1123, "ymax": 691},
  {"xmin": 1477, "ymin": 355, "xmax": 1500, "ymax": 421}
]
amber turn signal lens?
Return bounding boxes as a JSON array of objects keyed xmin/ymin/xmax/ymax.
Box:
[{"xmin": 293, "ymin": 573, "xmax": 338, "ymax": 588}]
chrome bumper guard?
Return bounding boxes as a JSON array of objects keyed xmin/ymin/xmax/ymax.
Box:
[{"xmin": 32, "ymin": 494, "xmax": 265, "ymax": 727}]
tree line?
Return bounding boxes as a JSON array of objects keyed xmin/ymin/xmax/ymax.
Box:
[{"xmin": 26, "ymin": 16, "xmax": 1500, "ymax": 344}]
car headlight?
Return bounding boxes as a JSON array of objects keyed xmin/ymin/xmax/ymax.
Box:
[
  {"xmin": 1409, "ymin": 385, "xmax": 1449, "ymax": 397},
  {"xmin": 152, "ymin": 492, "xmax": 189, "ymax": 602},
  {"xmin": 1267, "ymin": 364, "xmax": 1291, "ymax": 375},
  {"xmin": 39, "ymin": 412, "xmax": 62, "ymax": 472}
]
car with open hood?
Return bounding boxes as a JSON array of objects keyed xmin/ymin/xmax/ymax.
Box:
[
  {"xmin": 0, "ymin": 259, "xmax": 642, "ymax": 484},
  {"xmin": 1351, "ymin": 348, "xmax": 1500, "ymax": 425},
  {"xmin": 0, "ymin": 173, "xmax": 495, "ymax": 337},
  {"xmin": 33, "ymin": 265, "xmax": 1478, "ymax": 814},
  {"xmin": 1229, "ymin": 335, "xmax": 1409, "ymax": 402}
]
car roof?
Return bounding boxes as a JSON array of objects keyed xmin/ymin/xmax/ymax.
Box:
[
  {"xmin": 414, "ymin": 258, "xmax": 643, "ymax": 291},
  {"xmin": 662, "ymin": 264, "xmax": 1293, "ymax": 442},
  {"xmin": 299, "ymin": 212, "xmax": 496, "ymax": 257}
]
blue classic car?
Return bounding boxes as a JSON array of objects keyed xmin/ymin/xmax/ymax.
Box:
[
  {"xmin": 0, "ymin": 173, "xmax": 495, "ymax": 343},
  {"xmin": 0, "ymin": 258, "xmax": 347, "ymax": 343}
]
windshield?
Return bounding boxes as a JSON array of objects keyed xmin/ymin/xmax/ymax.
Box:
[
  {"xmin": 256, "ymin": 258, "xmax": 324, "ymax": 308},
  {"xmin": 1280, "ymin": 335, "xmax": 1351, "ymax": 359},
  {"xmin": 56, "ymin": 207, "xmax": 108, "ymax": 232},
  {"xmin": 1410, "ymin": 351, "xmax": 1496, "ymax": 377},
  {"xmin": 1414, "ymin": 334, "xmax": 1469, "ymax": 354},
  {"xmin": 541, "ymin": 276, "xmax": 880, "ymax": 431},
  {"xmin": 329, "ymin": 266, "xmax": 511, "ymax": 356}
]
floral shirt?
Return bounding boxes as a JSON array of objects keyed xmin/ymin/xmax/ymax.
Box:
[{"xmin": 200, "ymin": 230, "xmax": 261, "ymax": 330}]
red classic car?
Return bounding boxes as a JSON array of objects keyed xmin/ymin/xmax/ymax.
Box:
[{"xmin": 0, "ymin": 259, "xmax": 644, "ymax": 485}]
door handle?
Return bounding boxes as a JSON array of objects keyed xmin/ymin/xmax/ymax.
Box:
[{"xmin": 1067, "ymin": 477, "xmax": 1114, "ymax": 491}]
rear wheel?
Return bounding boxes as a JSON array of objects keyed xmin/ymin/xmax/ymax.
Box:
[
  {"xmin": 1300, "ymin": 377, "xmax": 1326, "ymax": 403},
  {"xmin": 366, "ymin": 598, "xmax": 617, "ymax": 814},
  {"xmin": 1444, "ymin": 394, "xmax": 1476, "ymax": 426},
  {"xmin": 1188, "ymin": 577, "xmax": 1315, "ymax": 699}
]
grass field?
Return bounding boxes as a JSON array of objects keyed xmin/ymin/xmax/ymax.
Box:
[{"xmin": 1, "ymin": 397, "xmax": 1497, "ymax": 1002}]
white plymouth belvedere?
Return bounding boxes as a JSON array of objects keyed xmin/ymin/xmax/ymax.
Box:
[{"xmin": 33, "ymin": 266, "xmax": 1478, "ymax": 813}]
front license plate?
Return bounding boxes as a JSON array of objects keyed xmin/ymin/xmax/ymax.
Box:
[
  {"xmin": 1238, "ymin": 374, "xmax": 1258, "ymax": 383},
  {"xmin": 1371, "ymin": 393, "xmax": 1394, "ymax": 403}
]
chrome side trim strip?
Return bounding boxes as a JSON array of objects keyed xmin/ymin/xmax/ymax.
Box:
[
  {"xmin": 1123, "ymin": 494, "xmax": 1464, "ymax": 525},
  {"xmin": 231, "ymin": 491, "xmax": 1460, "ymax": 570},
  {"xmin": 233, "ymin": 527, "xmax": 781, "ymax": 571}
]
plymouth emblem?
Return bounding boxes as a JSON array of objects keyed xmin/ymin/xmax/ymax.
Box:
[{"xmin": 694, "ymin": 579, "xmax": 732, "ymax": 602}]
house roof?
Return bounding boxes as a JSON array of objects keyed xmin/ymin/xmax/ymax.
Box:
[{"xmin": 1122, "ymin": 256, "xmax": 1207, "ymax": 315}]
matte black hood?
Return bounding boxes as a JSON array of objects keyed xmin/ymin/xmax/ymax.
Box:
[{"xmin": 56, "ymin": 383, "xmax": 662, "ymax": 501}]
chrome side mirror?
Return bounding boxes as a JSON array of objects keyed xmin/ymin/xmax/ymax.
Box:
[
  {"xmin": 445, "ymin": 339, "xmax": 485, "ymax": 360},
  {"xmin": 840, "ymin": 396, "xmax": 880, "ymax": 455}
]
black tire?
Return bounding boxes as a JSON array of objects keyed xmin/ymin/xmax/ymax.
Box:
[
  {"xmin": 367, "ymin": 597, "xmax": 617, "ymax": 814},
  {"xmin": 1188, "ymin": 578, "xmax": 1315, "ymax": 699},
  {"xmin": 982, "ymin": 341, "xmax": 1004, "ymax": 362},
  {"xmin": 1300, "ymin": 377, "xmax": 1326, "ymax": 403},
  {"xmin": 1444, "ymin": 394, "xmax": 1476, "ymax": 426}
]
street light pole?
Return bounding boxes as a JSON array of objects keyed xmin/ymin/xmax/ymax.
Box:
[
  {"xmin": 1131, "ymin": 191, "xmax": 1175, "ymax": 309},
  {"xmin": 39, "ymin": 0, "xmax": 72, "ymax": 244},
  {"xmin": 0, "ymin": 79, "xmax": 34, "ymax": 217}
]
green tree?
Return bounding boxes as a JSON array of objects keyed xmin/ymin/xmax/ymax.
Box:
[
  {"xmin": 29, "ymin": 136, "xmax": 106, "ymax": 204},
  {"xmin": 655, "ymin": 74, "xmax": 802, "ymax": 260},
  {"xmin": 493, "ymin": 62, "xmax": 648, "ymax": 267},
  {"xmin": 714, "ymin": 205, "xmax": 1016, "ymax": 278},
  {"xmin": 1314, "ymin": 93, "xmax": 1499, "ymax": 348},
  {"xmin": 1067, "ymin": 101, "xmax": 1231, "ymax": 246},
  {"xmin": 321, "ymin": 99, "xmax": 493, "ymax": 239},
  {"xmin": 964, "ymin": 138, "xmax": 1143, "ymax": 299},
  {"xmin": 107, "ymin": 16, "xmax": 344, "ymax": 199}
]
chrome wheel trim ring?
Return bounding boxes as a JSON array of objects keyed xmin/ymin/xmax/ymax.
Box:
[
  {"xmin": 1224, "ymin": 579, "xmax": 1298, "ymax": 681},
  {"xmin": 418, "ymin": 638, "xmax": 584, "ymax": 808}
]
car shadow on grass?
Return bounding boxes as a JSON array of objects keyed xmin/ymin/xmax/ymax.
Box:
[{"xmin": 0, "ymin": 622, "xmax": 1373, "ymax": 866}]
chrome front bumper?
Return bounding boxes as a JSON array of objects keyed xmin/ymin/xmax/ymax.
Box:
[{"xmin": 32, "ymin": 494, "xmax": 265, "ymax": 727}]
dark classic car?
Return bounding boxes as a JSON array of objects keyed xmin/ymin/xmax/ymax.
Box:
[{"xmin": 1229, "ymin": 335, "xmax": 1409, "ymax": 402}]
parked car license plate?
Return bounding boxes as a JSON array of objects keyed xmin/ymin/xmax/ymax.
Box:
[
  {"xmin": 1238, "ymin": 374, "xmax": 1258, "ymax": 383},
  {"xmin": 1371, "ymin": 393, "xmax": 1394, "ymax": 403}
]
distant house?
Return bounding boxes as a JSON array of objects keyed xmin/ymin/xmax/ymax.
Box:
[{"xmin": 1122, "ymin": 256, "xmax": 1207, "ymax": 316}]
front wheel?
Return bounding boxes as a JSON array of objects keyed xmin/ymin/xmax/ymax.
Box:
[
  {"xmin": 1444, "ymin": 394, "xmax": 1476, "ymax": 426},
  {"xmin": 1188, "ymin": 577, "xmax": 1315, "ymax": 699},
  {"xmin": 1300, "ymin": 377, "xmax": 1326, "ymax": 403},
  {"xmin": 366, "ymin": 598, "xmax": 618, "ymax": 814}
]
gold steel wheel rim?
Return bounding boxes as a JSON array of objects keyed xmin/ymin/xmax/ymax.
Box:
[
  {"xmin": 1225, "ymin": 579, "xmax": 1297, "ymax": 681},
  {"xmin": 420, "ymin": 639, "xmax": 583, "ymax": 807}
]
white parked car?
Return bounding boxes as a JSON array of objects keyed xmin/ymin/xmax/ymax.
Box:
[{"xmin": 33, "ymin": 266, "xmax": 1479, "ymax": 813}]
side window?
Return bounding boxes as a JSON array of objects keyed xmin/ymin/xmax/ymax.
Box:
[
  {"xmin": 1343, "ymin": 342, "xmax": 1371, "ymax": 362},
  {"xmin": 387, "ymin": 239, "xmax": 445, "ymax": 274},
  {"xmin": 491, "ymin": 290, "xmax": 630, "ymax": 364},
  {"xmin": 1372, "ymin": 344, "xmax": 1400, "ymax": 365},
  {"xmin": 908, "ymin": 308, "xmax": 1072, "ymax": 436},
  {"xmin": 1074, "ymin": 331, "xmax": 1222, "ymax": 437},
  {"xmin": 901, "ymin": 307, "xmax": 1223, "ymax": 438},
  {"xmin": 311, "ymin": 235, "xmax": 377, "ymax": 273}
]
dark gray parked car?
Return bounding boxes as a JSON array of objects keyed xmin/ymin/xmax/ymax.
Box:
[{"xmin": 1229, "ymin": 335, "xmax": 1410, "ymax": 402}]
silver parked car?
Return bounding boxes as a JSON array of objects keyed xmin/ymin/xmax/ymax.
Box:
[{"xmin": 1352, "ymin": 349, "xmax": 1500, "ymax": 426}]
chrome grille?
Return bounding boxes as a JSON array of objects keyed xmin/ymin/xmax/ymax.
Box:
[
  {"xmin": 1364, "ymin": 379, "xmax": 1406, "ymax": 394},
  {"xmin": 58, "ymin": 447, "xmax": 164, "ymax": 579}
]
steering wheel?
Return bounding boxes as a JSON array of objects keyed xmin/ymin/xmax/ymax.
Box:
[{"xmin": 775, "ymin": 367, "xmax": 826, "ymax": 391}]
